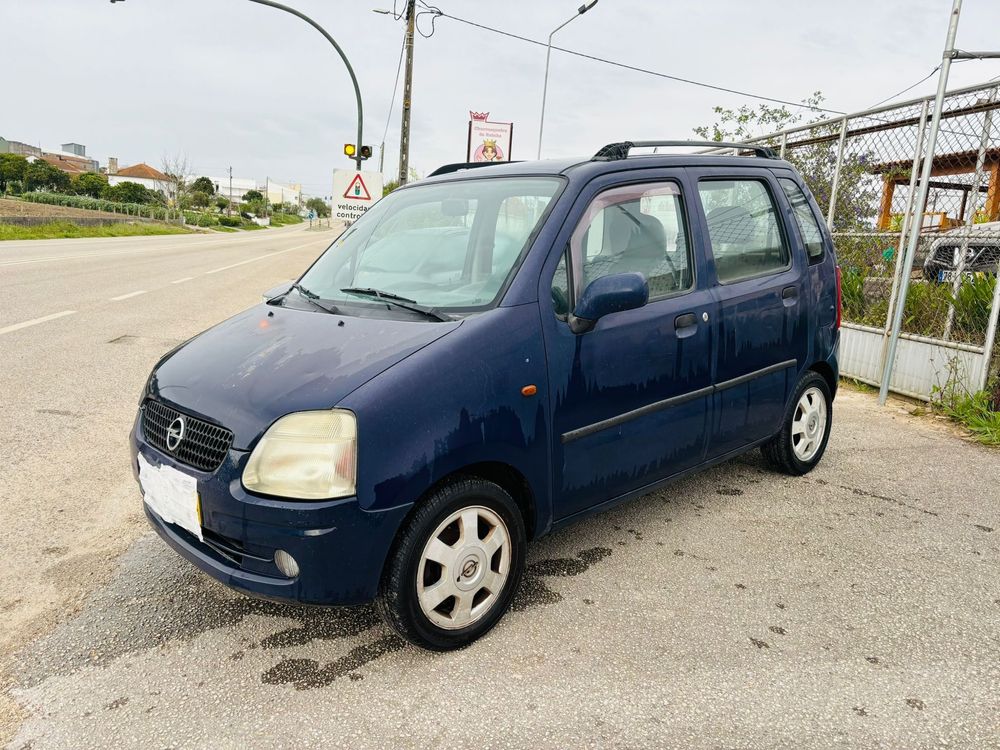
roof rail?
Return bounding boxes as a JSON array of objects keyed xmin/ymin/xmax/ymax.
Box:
[
  {"xmin": 428, "ymin": 161, "xmax": 521, "ymax": 177},
  {"xmin": 593, "ymin": 140, "xmax": 778, "ymax": 161}
]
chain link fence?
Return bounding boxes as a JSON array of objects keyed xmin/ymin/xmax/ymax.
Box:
[{"xmin": 741, "ymin": 80, "xmax": 1000, "ymax": 401}]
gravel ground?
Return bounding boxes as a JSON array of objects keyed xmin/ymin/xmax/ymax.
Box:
[{"xmin": 5, "ymin": 386, "xmax": 999, "ymax": 750}]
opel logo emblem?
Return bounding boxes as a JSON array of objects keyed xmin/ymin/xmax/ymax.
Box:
[
  {"xmin": 461, "ymin": 559, "xmax": 479, "ymax": 578},
  {"xmin": 166, "ymin": 416, "xmax": 186, "ymax": 452}
]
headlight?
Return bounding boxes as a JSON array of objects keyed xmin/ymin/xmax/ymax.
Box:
[{"xmin": 242, "ymin": 410, "xmax": 357, "ymax": 500}]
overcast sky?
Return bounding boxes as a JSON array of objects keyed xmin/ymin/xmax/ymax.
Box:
[{"xmin": 4, "ymin": 0, "xmax": 1000, "ymax": 197}]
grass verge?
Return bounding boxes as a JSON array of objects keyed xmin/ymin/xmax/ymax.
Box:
[
  {"xmin": 0, "ymin": 221, "xmax": 191, "ymax": 241},
  {"xmin": 936, "ymin": 391, "xmax": 1000, "ymax": 446}
]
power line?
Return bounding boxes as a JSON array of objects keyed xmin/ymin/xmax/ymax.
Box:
[
  {"xmin": 431, "ymin": 9, "xmax": 845, "ymax": 115},
  {"xmin": 380, "ymin": 32, "xmax": 407, "ymax": 155},
  {"xmin": 867, "ymin": 66, "xmax": 941, "ymax": 109}
]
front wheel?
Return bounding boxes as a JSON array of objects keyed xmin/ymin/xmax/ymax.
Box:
[
  {"xmin": 762, "ymin": 371, "xmax": 833, "ymax": 475},
  {"xmin": 378, "ymin": 478, "xmax": 526, "ymax": 651}
]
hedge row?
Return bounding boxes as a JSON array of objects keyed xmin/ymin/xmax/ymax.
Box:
[{"xmin": 19, "ymin": 191, "xmax": 178, "ymax": 220}]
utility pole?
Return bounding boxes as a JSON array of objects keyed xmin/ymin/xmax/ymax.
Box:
[
  {"xmin": 398, "ymin": 0, "xmax": 416, "ymax": 185},
  {"xmin": 228, "ymin": 166, "xmax": 233, "ymax": 217},
  {"xmin": 265, "ymin": 176, "xmax": 270, "ymax": 218}
]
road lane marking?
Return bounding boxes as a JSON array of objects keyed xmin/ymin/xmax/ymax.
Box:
[
  {"xmin": 171, "ymin": 277, "xmax": 194, "ymax": 284},
  {"xmin": 203, "ymin": 240, "xmax": 328, "ymax": 275},
  {"xmin": 110, "ymin": 290, "xmax": 147, "ymax": 301},
  {"xmin": 0, "ymin": 310, "xmax": 77, "ymax": 336}
]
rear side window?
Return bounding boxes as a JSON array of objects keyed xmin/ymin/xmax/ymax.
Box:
[
  {"xmin": 570, "ymin": 182, "xmax": 693, "ymax": 300},
  {"xmin": 698, "ymin": 179, "xmax": 789, "ymax": 283},
  {"xmin": 779, "ymin": 178, "xmax": 825, "ymax": 261}
]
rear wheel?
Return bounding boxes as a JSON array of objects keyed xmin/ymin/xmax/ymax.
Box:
[
  {"xmin": 762, "ymin": 371, "xmax": 832, "ymax": 475},
  {"xmin": 378, "ymin": 478, "xmax": 526, "ymax": 651}
]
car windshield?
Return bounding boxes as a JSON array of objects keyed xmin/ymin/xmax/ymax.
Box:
[{"xmin": 298, "ymin": 176, "xmax": 562, "ymax": 311}]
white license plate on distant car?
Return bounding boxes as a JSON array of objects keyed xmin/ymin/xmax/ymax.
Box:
[{"xmin": 138, "ymin": 454, "xmax": 202, "ymax": 541}]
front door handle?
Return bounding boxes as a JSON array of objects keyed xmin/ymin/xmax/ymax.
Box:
[
  {"xmin": 674, "ymin": 312, "xmax": 698, "ymax": 338},
  {"xmin": 782, "ymin": 286, "xmax": 799, "ymax": 306}
]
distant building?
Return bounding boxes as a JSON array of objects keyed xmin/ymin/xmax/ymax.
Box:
[
  {"xmin": 266, "ymin": 180, "xmax": 302, "ymax": 207},
  {"xmin": 198, "ymin": 175, "xmax": 258, "ymax": 204},
  {"xmin": 39, "ymin": 149, "xmax": 99, "ymax": 175},
  {"xmin": 0, "ymin": 137, "xmax": 41, "ymax": 158},
  {"xmin": 108, "ymin": 162, "xmax": 176, "ymax": 201}
]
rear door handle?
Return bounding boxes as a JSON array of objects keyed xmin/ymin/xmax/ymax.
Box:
[
  {"xmin": 782, "ymin": 286, "xmax": 799, "ymax": 306},
  {"xmin": 674, "ymin": 312, "xmax": 698, "ymax": 338}
]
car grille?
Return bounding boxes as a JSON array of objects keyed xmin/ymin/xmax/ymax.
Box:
[{"xmin": 141, "ymin": 399, "xmax": 233, "ymax": 472}]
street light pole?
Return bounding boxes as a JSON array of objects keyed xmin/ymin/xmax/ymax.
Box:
[
  {"xmin": 537, "ymin": 1, "xmax": 598, "ymax": 160},
  {"xmin": 110, "ymin": 0, "xmax": 364, "ymax": 170}
]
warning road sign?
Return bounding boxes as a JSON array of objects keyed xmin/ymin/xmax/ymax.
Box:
[
  {"xmin": 343, "ymin": 173, "xmax": 372, "ymax": 201},
  {"xmin": 332, "ymin": 169, "xmax": 384, "ymax": 225}
]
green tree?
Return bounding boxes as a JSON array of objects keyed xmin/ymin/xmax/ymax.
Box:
[
  {"xmin": 190, "ymin": 176, "xmax": 216, "ymax": 195},
  {"xmin": 70, "ymin": 172, "xmax": 108, "ymax": 198},
  {"xmin": 102, "ymin": 181, "xmax": 153, "ymax": 204},
  {"xmin": 243, "ymin": 189, "xmax": 263, "ymax": 203},
  {"xmin": 24, "ymin": 160, "xmax": 70, "ymax": 192},
  {"xmin": 305, "ymin": 196, "xmax": 330, "ymax": 218},
  {"xmin": 0, "ymin": 153, "xmax": 28, "ymax": 193},
  {"xmin": 382, "ymin": 179, "xmax": 400, "ymax": 197},
  {"xmin": 190, "ymin": 190, "xmax": 211, "ymax": 209},
  {"xmin": 215, "ymin": 196, "xmax": 231, "ymax": 213},
  {"xmin": 694, "ymin": 92, "xmax": 877, "ymax": 232}
]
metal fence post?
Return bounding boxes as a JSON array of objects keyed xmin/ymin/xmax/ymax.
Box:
[
  {"xmin": 826, "ymin": 118, "xmax": 849, "ymax": 230},
  {"xmin": 981, "ymin": 252, "xmax": 1000, "ymax": 391},
  {"xmin": 879, "ymin": 0, "xmax": 963, "ymax": 405},
  {"xmin": 779, "ymin": 132, "xmax": 787, "ymax": 160},
  {"xmin": 878, "ymin": 99, "xmax": 931, "ymax": 377},
  {"xmin": 943, "ymin": 86, "xmax": 997, "ymax": 341}
]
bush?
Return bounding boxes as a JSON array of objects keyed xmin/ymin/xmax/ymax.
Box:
[
  {"xmin": 218, "ymin": 215, "xmax": 241, "ymax": 227},
  {"xmin": 102, "ymin": 181, "xmax": 155, "ymax": 204},
  {"xmin": 196, "ymin": 214, "xmax": 219, "ymax": 227},
  {"xmin": 951, "ymin": 274, "xmax": 995, "ymax": 343},
  {"xmin": 19, "ymin": 191, "xmax": 176, "ymax": 220}
]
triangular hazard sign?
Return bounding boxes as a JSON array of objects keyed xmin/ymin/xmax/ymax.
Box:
[{"xmin": 343, "ymin": 174, "xmax": 372, "ymax": 201}]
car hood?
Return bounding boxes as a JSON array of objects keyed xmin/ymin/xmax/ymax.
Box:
[{"xmin": 149, "ymin": 305, "xmax": 461, "ymax": 449}]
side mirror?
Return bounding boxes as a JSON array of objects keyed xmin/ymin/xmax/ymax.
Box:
[
  {"xmin": 569, "ymin": 272, "xmax": 649, "ymax": 334},
  {"xmin": 262, "ymin": 281, "xmax": 293, "ymax": 302}
]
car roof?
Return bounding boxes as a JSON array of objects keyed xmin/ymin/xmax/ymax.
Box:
[{"xmin": 418, "ymin": 153, "xmax": 797, "ymax": 186}]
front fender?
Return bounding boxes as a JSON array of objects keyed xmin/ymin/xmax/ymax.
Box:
[{"xmin": 341, "ymin": 304, "xmax": 551, "ymax": 536}]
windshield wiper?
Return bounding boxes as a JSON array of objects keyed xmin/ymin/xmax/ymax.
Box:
[
  {"xmin": 340, "ymin": 287, "xmax": 453, "ymax": 322},
  {"xmin": 287, "ymin": 283, "xmax": 340, "ymax": 315}
]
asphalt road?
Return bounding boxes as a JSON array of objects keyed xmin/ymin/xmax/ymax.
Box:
[
  {"xmin": 3, "ymin": 228, "xmax": 999, "ymax": 749},
  {"xmin": 0, "ymin": 223, "xmax": 341, "ymax": 740}
]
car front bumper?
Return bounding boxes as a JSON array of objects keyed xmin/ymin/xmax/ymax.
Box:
[{"xmin": 130, "ymin": 411, "xmax": 410, "ymax": 606}]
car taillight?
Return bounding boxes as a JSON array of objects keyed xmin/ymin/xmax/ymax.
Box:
[{"xmin": 835, "ymin": 266, "xmax": 843, "ymax": 330}]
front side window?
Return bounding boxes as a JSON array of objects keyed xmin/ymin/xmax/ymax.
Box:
[
  {"xmin": 698, "ymin": 179, "xmax": 789, "ymax": 283},
  {"xmin": 298, "ymin": 177, "xmax": 562, "ymax": 311},
  {"xmin": 569, "ymin": 182, "xmax": 693, "ymax": 301},
  {"xmin": 779, "ymin": 177, "xmax": 825, "ymax": 261}
]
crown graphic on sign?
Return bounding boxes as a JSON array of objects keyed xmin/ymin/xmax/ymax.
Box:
[
  {"xmin": 469, "ymin": 111, "xmax": 490, "ymax": 121},
  {"xmin": 483, "ymin": 139, "xmax": 497, "ymax": 148}
]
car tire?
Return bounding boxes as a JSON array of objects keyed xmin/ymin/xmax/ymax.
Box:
[
  {"xmin": 377, "ymin": 478, "xmax": 526, "ymax": 651},
  {"xmin": 762, "ymin": 371, "xmax": 833, "ymax": 476}
]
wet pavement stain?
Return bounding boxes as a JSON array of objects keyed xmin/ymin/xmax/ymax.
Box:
[
  {"xmin": 261, "ymin": 636, "xmax": 406, "ymax": 690},
  {"xmin": 905, "ymin": 697, "xmax": 926, "ymax": 710},
  {"xmin": 512, "ymin": 547, "xmax": 613, "ymax": 612},
  {"xmin": 973, "ymin": 524, "xmax": 993, "ymax": 532},
  {"xmin": 768, "ymin": 626, "xmax": 787, "ymax": 636},
  {"xmin": 104, "ymin": 697, "xmax": 129, "ymax": 710},
  {"xmin": 257, "ymin": 606, "xmax": 381, "ymax": 649},
  {"xmin": 749, "ymin": 638, "xmax": 770, "ymax": 649},
  {"xmin": 716, "ymin": 487, "xmax": 743, "ymax": 496}
]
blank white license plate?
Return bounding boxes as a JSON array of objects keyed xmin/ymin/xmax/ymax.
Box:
[{"xmin": 138, "ymin": 453, "xmax": 203, "ymax": 541}]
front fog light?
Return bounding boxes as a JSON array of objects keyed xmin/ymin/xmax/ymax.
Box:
[{"xmin": 274, "ymin": 549, "xmax": 299, "ymax": 578}]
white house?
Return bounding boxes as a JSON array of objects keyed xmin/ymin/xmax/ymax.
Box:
[{"xmin": 108, "ymin": 162, "xmax": 176, "ymax": 201}]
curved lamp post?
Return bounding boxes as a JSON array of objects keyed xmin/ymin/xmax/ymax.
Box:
[
  {"xmin": 110, "ymin": 0, "xmax": 364, "ymax": 170},
  {"xmin": 536, "ymin": 1, "xmax": 598, "ymax": 160}
]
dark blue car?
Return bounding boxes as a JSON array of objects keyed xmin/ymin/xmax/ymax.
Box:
[{"xmin": 131, "ymin": 141, "xmax": 841, "ymax": 650}]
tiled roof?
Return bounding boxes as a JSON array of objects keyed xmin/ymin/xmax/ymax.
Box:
[
  {"xmin": 116, "ymin": 163, "xmax": 171, "ymax": 181},
  {"xmin": 39, "ymin": 153, "xmax": 92, "ymax": 175}
]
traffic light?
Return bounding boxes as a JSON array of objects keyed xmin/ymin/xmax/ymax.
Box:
[
  {"xmin": 344, "ymin": 143, "xmax": 357, "ymax": 158},
  {"xmin": 359, "ymin": 145, "xmax": 372, "ymax": 160}
]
